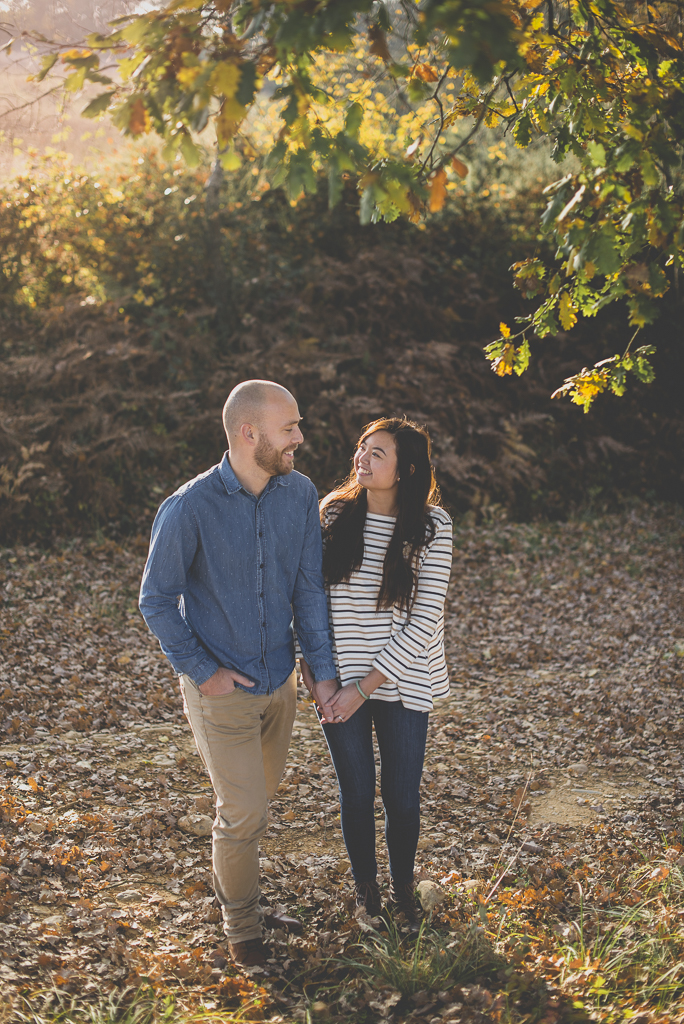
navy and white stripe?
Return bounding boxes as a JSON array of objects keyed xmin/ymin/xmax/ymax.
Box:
[{"xmin": 328, "ymin": 506, "xmax": 453, "ymax": 712}]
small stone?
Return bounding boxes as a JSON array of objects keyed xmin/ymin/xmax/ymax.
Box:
[
  {"xmin": 417, "ymin": 880, "xmax": 445, "ymax": 912},
  {"xmin": 567, "ymin": 762, "xmax": 588, "ymax": 775},
  {"xmin": 178, "ymin": 813, "xmax": 213, "ymax": 837},
  {"xmin": 462, "ymin": 879, "xmax": 479, "ymax": 891},
  {"xmin": 116, "ymin": 890, "xmax": 143, "ymax": 903},
  {"xmin": 260, "ymin": 859, "xmax": 275, "ymax": 873},
  {"xmin": 336, "ymin": 858, "xmax": 351, "ymax": 874},
  {"xmin": 27, "ymin": 819, "xmax": 47, "ymax": 834}
]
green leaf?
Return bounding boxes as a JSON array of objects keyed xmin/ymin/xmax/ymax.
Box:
[
  {"xmin": 512, "ymin": 113, "xmax": 532, "ymax": 148},
  {"xmin": 585, "ymin": 231, "xmax": 621, "ymax": 276},
  {"xmin": 328, "ymin": 164, "xmax": 343, "ymax": 208},
  {"xmin": 640, "ymin": 151, "xmax": 659, "ymax": 187},
  {"xmin": 120, "ymin": 17, "xmax": 154, "ymax": 45},
  {"xmin": 236, "ymin": 62, "xmax": 258, "ymax": 107},
  {"xmin": 36, "ymin": 53, "xmax": 58, "ymax": 82},
  {"xmin": 513, "ymin": 338, "xmax": 531, "ymax": 376},
  {"xmin": 345, "ymin": 102, "xmax": 363, "ymax": 139},
  {"xmin": 64, "ymin": 67, "xmax": 87, "ymax": 93},
  {"xmin": 81, "ymin": 90, "xmax": 116, "ymax": 118},
  {"xmin": 179, "ymin": 133, "xmax": 201, "ymax": 168},
  {"xmin": 587, "ymin": 141, "xmax": 606, "ymax": 167}
]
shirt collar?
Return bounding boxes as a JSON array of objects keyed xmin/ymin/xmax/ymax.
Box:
[{"xmin": 219, "ymin": 452, "xmax": 291, "ymax": 495}]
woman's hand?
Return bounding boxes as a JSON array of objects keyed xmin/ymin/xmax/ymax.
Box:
[
  {"xmin": 322, "ymin": 668, "xmax": 388, "ymax": 724},
  {"xmin": 321, "ymin": 682, "xmax": 366, "ymax": 724}
]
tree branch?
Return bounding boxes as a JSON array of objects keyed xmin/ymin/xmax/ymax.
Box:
[{"xmin": 0, "ymin": 85, "xmax": 62, "ymax": 118}]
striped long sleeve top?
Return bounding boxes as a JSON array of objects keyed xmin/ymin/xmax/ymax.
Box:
[{"xmin": 328, "ymin": 505, "xmax": 453, "ymax": 712}]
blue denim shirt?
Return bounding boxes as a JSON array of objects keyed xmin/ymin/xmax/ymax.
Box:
[{"xmin": 139, "ymin": 454, "xmax": 336, "ymax": 693}]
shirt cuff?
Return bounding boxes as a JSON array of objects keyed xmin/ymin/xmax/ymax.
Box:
[
  {"xmin": 371, "ymin": 653, "xmax": 401, "ymax": 686},
  {"xmin": 176, "ymin": 656, "xmax": 220, "ymax": 688},
  {"xmin": 306, "ymin": 659, "xmax": 337, "ymax": 684}
]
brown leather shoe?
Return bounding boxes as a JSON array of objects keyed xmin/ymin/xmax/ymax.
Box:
[
  {"xmin": 263, "ymin": 909, "xmax": 303, "ymax": 934},
  {"xmin": 228, "ymin": 937, "xmax": 269, "ymax": 967}
]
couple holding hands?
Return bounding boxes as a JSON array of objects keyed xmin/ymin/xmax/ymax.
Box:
[{"xmin": 139, "ymin": 380, "xmax": 453, "ymax": 968}]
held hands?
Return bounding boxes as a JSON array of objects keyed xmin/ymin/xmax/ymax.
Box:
[
  {"xmin": 199, "ymin": 666, "xmax": 254, "ymax": 696},
  {"xmin": 299, "ymin": 660, "xmax": 340, "ymax": 721},
  {"xmin": 321, "ymin": 668, "xmax": 388, "ymax": 724},
  {"xmin": 320, "ymin": 681, "xmax": 366, "ymax": 724}
]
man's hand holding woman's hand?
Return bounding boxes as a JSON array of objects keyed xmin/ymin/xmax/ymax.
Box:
[
  {"xmin": 299, "ymin": 660, "xmax": 340, "ymax": 720},
  {"xmin": 199, "ymin": 667, "xmax": 254, "ymax": 696}
]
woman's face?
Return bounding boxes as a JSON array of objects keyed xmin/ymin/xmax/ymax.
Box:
[{"xmin": 354, "ymin": 430, "xmax": 399, "ymax": 497}]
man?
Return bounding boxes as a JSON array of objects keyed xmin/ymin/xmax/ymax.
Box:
[{"xmin": 139, "ymin": 380, "xmax": 337, "ymax": 968}]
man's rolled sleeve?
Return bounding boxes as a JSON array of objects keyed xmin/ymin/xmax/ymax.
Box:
[
  {"xmin": 139, "ymin": 494, "xmax": 220, "ymax": 685},
  {"xmin": 292, "ymin": 485, "xmax": 336, "ymax": 682}
]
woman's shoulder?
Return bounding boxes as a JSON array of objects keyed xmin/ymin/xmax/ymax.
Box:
[
  {"xmin": 320, "ymin": 496, "xmax": 347, "ymax": 525},
  {"xmin": 427, "ymin": 504, "xmax": 452, "ymax": 529}
]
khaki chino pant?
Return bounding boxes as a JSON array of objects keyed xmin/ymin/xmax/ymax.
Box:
[{"xmin": 180, "ymin": 672, "xmax": 297, "ymax": 944}]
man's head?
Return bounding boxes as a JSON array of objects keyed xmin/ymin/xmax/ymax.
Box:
[{"xmin": 223, "ymin": 380, "xmax": 303, "ymax": 477}]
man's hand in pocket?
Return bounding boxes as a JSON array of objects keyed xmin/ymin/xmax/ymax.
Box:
[{"xmin": 199, "ymin": 667, "xmax": 254, "ymax": 696}]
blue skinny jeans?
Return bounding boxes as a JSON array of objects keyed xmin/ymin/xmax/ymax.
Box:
[{"xmin": 322, "ymin": 698, "xmax": 429, "ymax": 885}]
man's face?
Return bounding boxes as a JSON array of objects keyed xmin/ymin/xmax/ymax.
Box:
[{"xmin": 253, "ymin": 395, "xmax": 304, "ymax": 477}]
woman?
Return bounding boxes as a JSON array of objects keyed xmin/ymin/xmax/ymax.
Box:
[{"xmin": 300, "ymin": 418, "xmax": 453, "ymax": 926}]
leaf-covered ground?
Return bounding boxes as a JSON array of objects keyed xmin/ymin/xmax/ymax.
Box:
[{"xmin": 1, "ymin": 504, "xmax": 683, "ymax": 1023}]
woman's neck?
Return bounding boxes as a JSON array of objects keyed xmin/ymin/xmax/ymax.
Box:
[{"xmin": 365, "ymin": 488, "xmax": 398, "ymax": 517}]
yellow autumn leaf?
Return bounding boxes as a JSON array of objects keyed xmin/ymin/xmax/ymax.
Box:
[
  {"xmin": 128, "ymin": 98, "xmax": 150, "ymax": 136},
  {"xmin": 493, "ymin": 342, "xmax": 515, "ymax": 376},
  {"xmin": 428, "ymin": 168, "xmax": 447, "ymax": 212},
  {"xmin": 217, "ymin": 97, "xmax": 247, "ymax": 145},
  {"xmin": 559, "ymin": 291, "xmax": 578, "ymax": 331},
  {"xmin": 500, "ymin": 321, "xmax": 511, "ymax": 339},
  {"xmin": 209, "ymin": 61, "xmax": 241, "ymax": 99},
  {"xmin": 414, "ymin": 63, "xmax": 439, "ymax": 83},
  {"xmin": 177, "ymin": 66, "xmax": 202, "ymax": 87},
  {"xmin": 220, "ymin": 148, "xmax": 242, "ymax": 171},
  {"xmin": 451, "ymin": 157, "xmax": 468, "ymax": 179}
]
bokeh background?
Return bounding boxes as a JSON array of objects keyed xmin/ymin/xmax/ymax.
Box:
[{"xmin": 1, "ymin": 1, "xmax": 683, "ymax": 546}]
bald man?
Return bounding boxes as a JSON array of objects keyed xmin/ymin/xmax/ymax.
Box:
[{"xmin": 139, "ymin": 381, "xmax": 337, "ymax": 968}]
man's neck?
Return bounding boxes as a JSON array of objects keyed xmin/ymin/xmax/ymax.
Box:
[{"xmin": 228, "ymin": 451, "xmax": 271, "ymax": 497}]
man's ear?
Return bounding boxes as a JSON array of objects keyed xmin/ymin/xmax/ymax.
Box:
[
  {"xmin": 409, "ymin": 464, "xmax": 415, "ymax": 476},
  {"xmin": 240, "ymin": 422, "xmax": 257, "ymax": 446}
]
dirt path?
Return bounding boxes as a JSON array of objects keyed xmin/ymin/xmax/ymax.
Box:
[{"xmin": 1, "ymin": 504, "xmax": 682, "ymax": 1011}]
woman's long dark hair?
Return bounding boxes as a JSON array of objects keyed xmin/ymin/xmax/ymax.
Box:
[{"xmin": 321, "ymin": 418, "xmax": 442, "ymax": 612}]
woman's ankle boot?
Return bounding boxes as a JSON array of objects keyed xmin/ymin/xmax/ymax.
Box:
[
  {"xmin": 355, "ymin": 879, "xmax": 382, "ymax": 917},
  {"xmin": 388, "ymin": 879, "xmax": 421, "ymax": 933}
]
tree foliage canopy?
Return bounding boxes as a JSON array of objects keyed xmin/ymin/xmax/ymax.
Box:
[{"xmin": 28, "ymin": 0, "xmax": 684, "ymax": 409}]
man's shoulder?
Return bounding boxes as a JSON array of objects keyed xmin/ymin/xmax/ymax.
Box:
[
  {"xmin": 175, "ymin": 463, "xmax": 223, "ymax": 500},
  {"xmin": 286, "ymin": 470, "xmax": 318, "ymax": 498},
  {"xmin": 157, "ymin": 464, "xmax": 222, "ymax": 518}
]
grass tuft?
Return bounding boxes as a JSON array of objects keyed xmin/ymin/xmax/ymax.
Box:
[{"xmin": 338, "ymin": 918, "xmax": 503, "ymax": 996}]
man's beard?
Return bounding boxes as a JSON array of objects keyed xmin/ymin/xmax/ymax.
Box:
[{"xmin": 254, "ymin": 435, "xmax": 296, "ymax": 477}]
